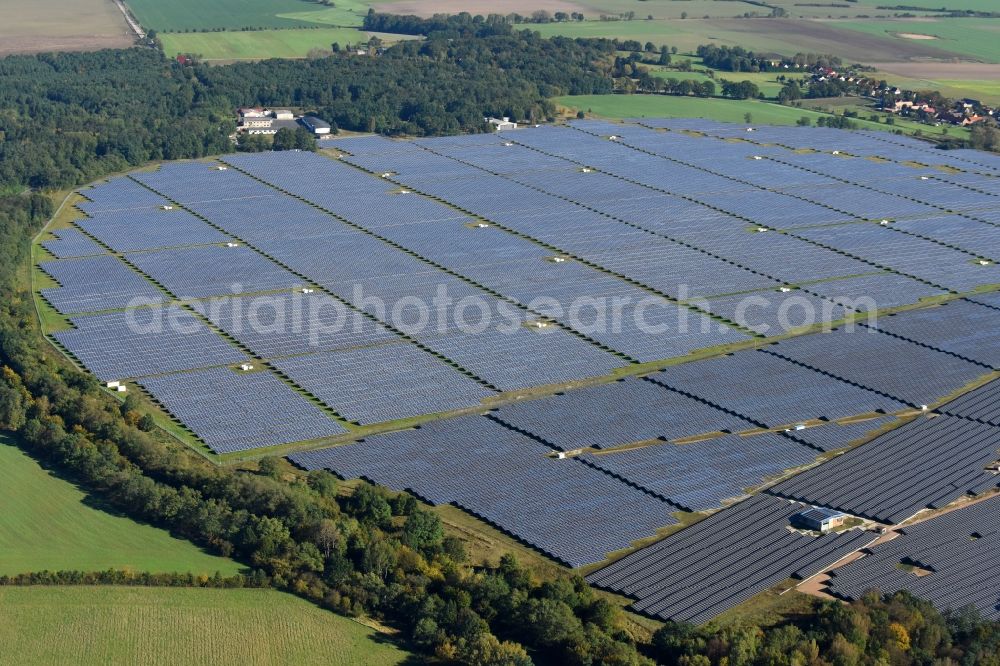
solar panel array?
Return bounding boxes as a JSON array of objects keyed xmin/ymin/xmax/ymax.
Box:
[
  {"xmin": 764, "ymin": 327, "xmax": 988, "ymax": 407},
  {"xmin": 290, "ymin": 416, "xmax": 678, "ymax": 567},
  {"xmin": 271, "ymin": 344, "xmax": 494, "ymax": 424},
  {"xmin": 492, "ymin": 377, "xmax": 756, "ymax": 450},
  {"xmin": 53, "ymin": 309, "xmax": 247, "ymax": 381},
  {"xmin": 801, "ymin": 273, "xmax": 946, "ymax": 311},
  {"xmin": 768, "ymin": 415, "xmax": 1000, "ymax": 523},
  {"xmin": 76, "ymin": 207, "xmax": 230, "ymax": 252},
  {"xmin": 127, "ymin": 245, "xmax": 301, "ymax": 299},
  {"xmin": 826, "ymin": 496, "xmax": 1000, "ymax": 620},
  {"xmin": 579, "ymin": 433, "xmax": 818, "ymax": 512},
  {"xmin": 650, "ymin": 349, "xmax": 908, "ymax": 429},
  {"xmin": 587, "ymin": 494, "xmax": 877, "ymax": 623},
  {"xmin": 940, "ymin": 378, "xmax": 1000, "ymax": 425},
  {"xmin": 40, "ymin": 255, "xmax": 165, "ymax": 314},
  {"xmin": 138, "ymin": 366, "xmax": 346, "ymax": 454},
  {"xmin": 42, "ymin": 229, "xmax": 104, "ymax": 259},
  {"xmin": 865, "ymin": 299, "xmax": 1000, "ymax": 369},
  {"xmin": 77, "ymin": 177, "xmax": 169, "ymax": 213},
  {"xmin": 49, "ymin": 121, "xmax": 998, "ymax": 477},
  {"xmin": 200, "ymin": 292, "xmax": 400, "ymax": 358},
  {"xmin": 783, "ymin": 415, "xmax": 898, "ymax": 452}
]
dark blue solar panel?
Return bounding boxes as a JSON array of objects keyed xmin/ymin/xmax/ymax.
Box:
[
  {"xmin": 139, "ymin": 366, "xmax": 346, "ymax": 453},
  {"xmin": 54, "ymin": 308, "xmax": 246, "ymax": 381},
  {"xmin": 271, "ymin": 344, "xmax": 495, "ymax": 424},
  {"xmin": 40, "ymin": 255, "xmax": 165, "ymax": 314}
]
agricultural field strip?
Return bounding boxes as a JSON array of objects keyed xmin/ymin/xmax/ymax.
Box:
[
  {"xmin": 586, "ymin": 494, "xmax": 879, "ymax": 624},
  {"xmin": 824, "ymin": 495, "xmax": 1000, "ymax": 620}
]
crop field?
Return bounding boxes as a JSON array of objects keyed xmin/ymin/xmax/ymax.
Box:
[
  {"xmin": 160, "ymin": 28, "xmax": 377, "ymax": 60},
  {"xmin": 125, "ymin": 0, "xmax": 330, "ymax": 31},
  {"xmin": 531, "ymin": 17, "xmax": 972, "ymax": 62},
  {"xmin": 833, "ymin": 18, "xmax": 1000, "ymax": 64},
  {"xmin": 0, "ymin": 587, "xmax": 410, "ymax": 665},
  {"xmin": 125, "ymin": 0, "xmax": 408, "ymax": 31},
  {"xmin": 0, "ymin": 0, "xmax": 132, "ymax": 55},
  {"xmin": 0, "ymin": 435, "xmax": 240, "ymax": 576}
]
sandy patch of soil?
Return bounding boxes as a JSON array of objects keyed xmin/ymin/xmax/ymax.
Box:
[{"xmin": 895, "ymin": 32, "xmax": 937, "ymax": 40}]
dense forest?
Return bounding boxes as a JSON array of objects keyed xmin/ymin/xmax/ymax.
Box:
[
  {"xmin": 1, "ymin": 18, "xmax": 1000, "ymax": 665},
  {"xmin": 0, "ymin": 24, "xmax": 612, "ymax": 192}
]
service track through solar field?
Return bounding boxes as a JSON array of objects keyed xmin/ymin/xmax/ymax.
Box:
[{"xmin": 35, "ymin": 119, "xmax": 1000, "ymax": 620}]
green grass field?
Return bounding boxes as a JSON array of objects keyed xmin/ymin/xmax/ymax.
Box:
[
  {"xmin": 126, "ymin": 0, "xmax": 321, "ymax": 31},
  {"xmin": 650, "ymin": 55, "xmax": 796, "ymax": 99},
  {"xmin": 126, "ymin": 0, "xmax": 407, "ymax": 31},
  {"xmin": 0, "ymin": 435, "xmax": 240, "ymax": 575},
  {"xmin": 160, "ymin": 28, "xmax": 377, "ymax": 60},
  {"xmin": 556, "ymin": 94, "xmax": 968, "ymax": 141},
  {"xmin": 833, "ymin": 18, "xmax": 1000, "ymax": 64},
  {"xmin": 0, "ymin": 586, "xmax": 411, "ymax": 665},
  {"xmin": 530, "ymin": 16, "xmax": 977, "ymax": 62},
  {"xmin": 871, "ymin": 71, "xmax": 1000, "ymax": 105},
  {"xmin": 276, "ymin": 0, "xmax": 379, "ymax": 28}
]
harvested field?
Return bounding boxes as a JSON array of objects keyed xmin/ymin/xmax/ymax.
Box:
[
  {"xmin": 0, "ymin": 0, "xmax": 132, "ymax": 55},
  {"xmin": 703, "ymin": 18, "xmax": 967, "ymax": 62},
  {"xmin": 872, "ymin": 61, "xmax": 1000, "ymax": 80}
]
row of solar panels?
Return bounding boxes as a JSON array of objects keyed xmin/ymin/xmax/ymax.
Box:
[{"xmin": 825, "ymin": 495, "xmax": 1000, "ymax": 620}]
